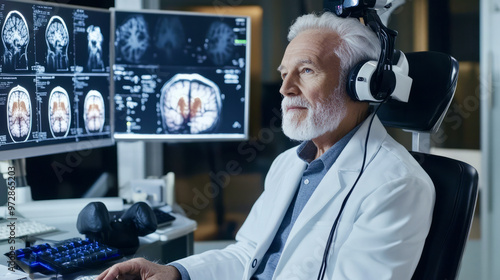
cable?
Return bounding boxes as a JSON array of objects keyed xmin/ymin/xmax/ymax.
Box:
[{"xmin": 317, "ymin": 100, "xmax": 388, "ymax": 280}]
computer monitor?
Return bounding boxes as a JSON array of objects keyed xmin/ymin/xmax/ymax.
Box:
[
  {"xmin": 0, "ymin": 0, "xmax": 113, "ymax": 161},
  {"xmin": 111, "ymin": 9, "xmax": 250, "ymax": 141}
]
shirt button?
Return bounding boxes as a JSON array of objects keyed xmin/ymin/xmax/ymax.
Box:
[
  {"xmin": 304, "ymin": 179, "xmax": 310, "ymax": 185},
  {"xmin": 252, "ymin": 259, "xmax": 258, "ymax": 268}
]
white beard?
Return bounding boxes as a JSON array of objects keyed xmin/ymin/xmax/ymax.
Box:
[{"xmin": 281, "ymin": 91, "xmax": 346, "ymax": 141}]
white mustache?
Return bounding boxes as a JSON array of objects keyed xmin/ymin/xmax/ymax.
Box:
[{"xmin": 281, "ymin": 97, "xmax": 311, "ymax": 112}]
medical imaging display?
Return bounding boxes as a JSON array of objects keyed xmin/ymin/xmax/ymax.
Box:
[
  {"xmin": 113, "ymin": 10, "xmax": 250, "ymax": 141},
  {"xmin": 0, "ymin": 0, "xmax": 112, "ymax": 159}
]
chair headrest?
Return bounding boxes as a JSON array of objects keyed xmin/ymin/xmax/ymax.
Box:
[{"xmin": 377, "ymin": 51, "xmax": 459, "ymax": 133}]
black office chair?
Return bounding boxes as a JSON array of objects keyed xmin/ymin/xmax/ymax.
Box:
[{"xmin": 377, "ymin": 51, "xmax": 479, "ymax": 280}]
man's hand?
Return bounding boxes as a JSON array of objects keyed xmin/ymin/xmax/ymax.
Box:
[{"xmin": 96, "ymin": 257, "xmax": 181, "ymax": 280}]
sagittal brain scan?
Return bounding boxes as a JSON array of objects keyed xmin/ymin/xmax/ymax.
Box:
[
  {"xmin": 7, "ymin": 85, "xmax": 31, "ymax": 142},
  {"xmin": 160, "ymin": 73, "xmax": 222, "ymax": 134},
  {"xmin": 1, "ymin": 10, "xmax": 29, "ymax": 71},
  {"xmin": 45, "ymin": 16, "xmax": 69, "ymax": 71},
  {"xmin": 48, "ymin": 86, "xmax": 71, "ymax": 138},
  {"xmin": 115, "ymin": 15, "xmax": 149, "ymax": 63},
  {"xmin": 87, "ymin": 25, "xmax": 104, "ymax": 71},
  {"xmin": 205, "ymin": 21, "xmax": 237, "ymax": 65},
  {"xmin": 154, "ymin": 16, "xmax": 185, "ymax": 62},
  {"xmin": 83, "ymin": 90, "xmax": 105, "ymax": 133}
]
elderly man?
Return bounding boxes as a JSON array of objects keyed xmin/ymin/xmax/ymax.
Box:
[{"xmin": 97, "ymin": 11, "xmax": 434, "ymax": 280}]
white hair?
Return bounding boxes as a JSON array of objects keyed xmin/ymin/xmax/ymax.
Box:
[{"xmin": 287, "ymin": 12, "xmax": 381, "ymax": 92}]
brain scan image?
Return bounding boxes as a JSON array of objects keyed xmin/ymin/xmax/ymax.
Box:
[
  {"xmin": 87, "ymin": 25, "xmax": 105, "ymax": 70},
  {"xmin": 7, "ymin": 85, "xmax": 31, "ymax": 142},
  {"xmin": 1, "ymin": 11, "xmax": 29, "ymax": 71},
  {"xmin": 45, "ymin": 16, "xmax": 69, "ymax": 71},
  {"xmin": 83, "ymin": 90, "xmax": 105, "ymax": 133},
  {"xmin": 115, "ymin": 15, "xmax": 149, "ymax": 63},
  {"xmin": 160, "ymin": 73, "xmax": 222, "ymax": 134},
  {"xmin": 154, "ymin": 17, "xmax": 185, "ymax": 62},
  {"xmin": 48, "ymin": 86, "xmax": 71, "ymax": 138},
  {"xmin": 205, "ymin": 21, "xmax": 236, "ymax": 65}
]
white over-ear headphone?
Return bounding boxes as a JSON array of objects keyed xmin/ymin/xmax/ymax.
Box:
[
  {"xmin": 346, "ymin": 49, "xmax": 412, "ymax": 102},
  {"xmin": 325, "ymin": 0, "xmax": 412, "ymax": 103}
]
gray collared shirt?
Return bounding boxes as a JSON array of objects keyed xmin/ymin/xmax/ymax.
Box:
[{"xmin": 252, "ymin": 126, "xmax": 359, "ymax": 279}]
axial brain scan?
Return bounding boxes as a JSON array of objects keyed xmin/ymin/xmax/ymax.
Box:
[
  {"xmin": 7, "ymin": 85, "xmax": 31, "ymax": 142},
  {"xmin": 115, "ymin": 15, "xmax": 149, "ymax": 63},
  {"xmin": 83, "ymin": 90, "xmax": 105, "ymax": 133},
  {"xmin": 45, "ymin": 16, "xmax": 69, "ymax": 71},
  {"xmin": 154, "ymin": 16, "xmax": 185, "ymax": 62},
  {"xmin": 205, "ymin": 21, "xmax": 236, "ymax": 65},
  {"xmin": 1, "ymin": 10, "xmax": 29, "ymax": 71},
  {"xmin": 87, "ymin": 25, "xmax": 105, "ymax": 70},
  {"xmin": 48, "ymin": 86, "xmax": 71, "ymax": 138},
  {"xmin": 160, "ymin": 73, "xmax": 221, "ymax": 134}
]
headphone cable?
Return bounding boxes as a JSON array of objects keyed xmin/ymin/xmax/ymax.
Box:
[{"xmin": 317, "ymin": 100, "xmax": 388, "ymax": 280}]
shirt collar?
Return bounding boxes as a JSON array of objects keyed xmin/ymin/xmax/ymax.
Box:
[{"xmin": 296, "ymin": 123, "xmax": 362, "ymax": 169}]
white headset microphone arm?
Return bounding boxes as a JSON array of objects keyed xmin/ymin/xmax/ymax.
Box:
[{"xmin": 352, "ymin": 50, "xmax": 412, "ymax": 103}]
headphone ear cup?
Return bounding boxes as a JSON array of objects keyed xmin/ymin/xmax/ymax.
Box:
[
  {"xmin": 120, "ymin": 202, "xmax": 158, "ymax": 236},
  {"xmin": 346, "ymin": 60, "xmax": 369, "ymax": 101}
]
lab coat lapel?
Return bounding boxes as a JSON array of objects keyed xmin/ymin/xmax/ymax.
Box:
[
  {"xmin": 283, "ymin": 115, "xmax": 387, "ymax": 252},
  {"xmin": 254, "ymin": 153, "xmax": 307, "ymax": 254}
]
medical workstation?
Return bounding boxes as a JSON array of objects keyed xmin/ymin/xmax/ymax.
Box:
[{"xmin": 0, "ymin": 0, "xmax": 496, "ymax": 278}]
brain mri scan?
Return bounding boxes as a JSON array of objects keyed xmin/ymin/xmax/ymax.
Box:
[
  {"xmin": 160, "ymin": 73, "xmax": 222, "ymax": 134},
  {"xmin": 1, "ymin": 10, "xmax": 29, "ymax": 71},
  {"xmin": 154, "ymin": 16, "xmax": 185, "ymax": 62},
  {"xmin": 205, "ymin": 21, "xmax": 236, "ymax": 65},
  {"xmin": 45, "ymin": 16, "xmax": 69, "ymax": 71},
  {"xmin": 87, "ymin": 25, "xmax": 105, "ymax": 71},
  {"xmin": 115, "ymin": 15, "xmax": 149, "ymax": 63},
  {"xmin": 48, "ymin": 86, "xmax": 71, "ymax": 138},
  {"xmin": 83, "ymin": 90, "xmax": 105, "ymax": 133},
  {"xmin": 7, "ymin": 85, "xmax": 32, "ymax": 142}
]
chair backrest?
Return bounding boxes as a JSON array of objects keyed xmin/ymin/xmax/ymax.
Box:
[
  {"xmin": 377, "ymin": 51, "xmax": 459, "ymax": 133},
  {"xmin": 376, "ymin": 51, "xmax": 479, "ymax": 279},
  {"xmin": 410, "ymin": 152, "xmax": 478, "ymax": 280}
]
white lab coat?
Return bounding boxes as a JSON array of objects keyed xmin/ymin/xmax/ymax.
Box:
[{"xmin": 176, "ymin": 115, "xmax": 435, "ymax": 280}]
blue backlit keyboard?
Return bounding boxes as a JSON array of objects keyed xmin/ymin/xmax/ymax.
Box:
[{"xmin": 9, "ymin": 238, "xmax": 123, "ymax": 275}]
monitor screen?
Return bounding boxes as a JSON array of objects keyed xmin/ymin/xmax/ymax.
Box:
[
  {"xmin": 111, "ymin": 9, "xmax": 250, "ymax": 141},
  {"xmin": 0, "ymin": 0, "xmax": 113, "ymax": 160}
]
